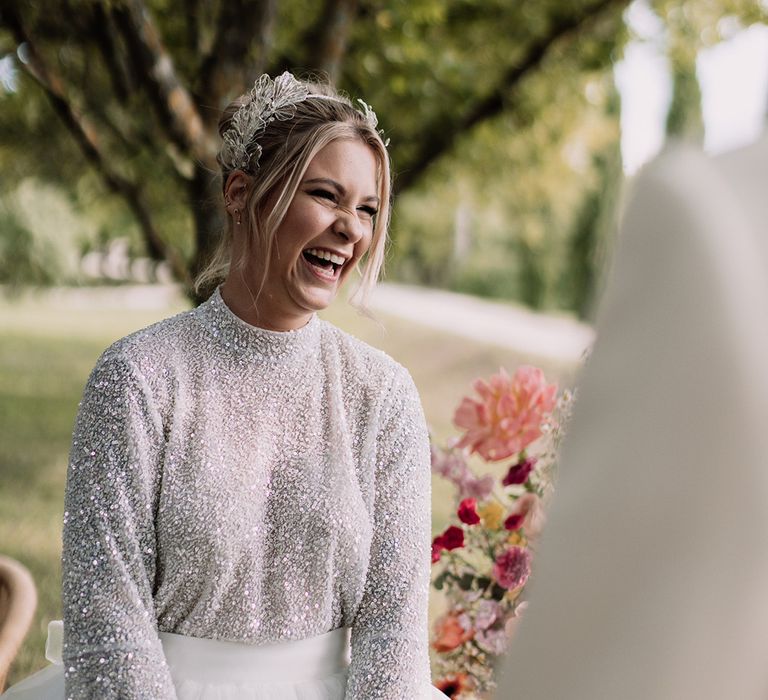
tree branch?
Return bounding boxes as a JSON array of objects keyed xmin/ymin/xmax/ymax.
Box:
[
  {"xmin": 304, "ymin": 0, "xmax": 359, "ymax": 84},
  {"xmin": 73, "ymin": 3, "xmax": 197, "ymax": 184},
  {"xmin": 77, "ymin": 5, "xmax": 166, "ymax": 163},
  {"xmin": 111, "ymin": 0, "xmax": 216, "ymax": 167},
  {"xmin": 394, "ymin": 0, "xmax": 632, "ymax": 194},
  {"xmin": 1, "ymin": 8, "xmax": 191, "ymax": 286},
  {"xmin": 182, "ymin": 0, "xmax": 201, "ymax": 55},
  {"xmin": 90, "ymin": 3, "xmax": 133, "ymax": 103},
  {"xmin": 196, "ymin": 0, "xmax": 277, "ymax": 123}
]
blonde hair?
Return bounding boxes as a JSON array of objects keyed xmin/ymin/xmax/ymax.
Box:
[{"xmin": 194, "ymin": 78, "xmax": 391, "ymax": 311}]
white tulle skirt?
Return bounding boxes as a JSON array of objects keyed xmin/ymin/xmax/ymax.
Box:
[{"xmin": 3, "ymin": 622, "xmax": 449, "ymax": 699}]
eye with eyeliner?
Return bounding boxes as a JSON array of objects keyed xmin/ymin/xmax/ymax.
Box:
[
  {"xmin": 358, "ymin": 205, "xmax": 378, "ymax": 218},
  {"xmin": 309, "ymin": 188, "xmax": 377, "ymax": 219},
  {"xmin": 309, "ymin": 188, "xmax": 337, "ymax": 203}
]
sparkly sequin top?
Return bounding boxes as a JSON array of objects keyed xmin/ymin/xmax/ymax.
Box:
[{"xmin": 61, "ymin": 287, "xmax": 432, "ymax": 699}]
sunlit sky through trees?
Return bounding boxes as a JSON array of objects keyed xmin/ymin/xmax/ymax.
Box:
[{"xmin": 617, "ymin": 0, "xmax": 768, "ymax": 174}]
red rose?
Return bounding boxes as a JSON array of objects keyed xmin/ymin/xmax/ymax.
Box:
[
  {"xmin": 432, "ymin": 525, "xmax": 465, "ymax": 564},
  {"xmin": 431, "ymin": 541, "xmax": 444, "ymax": 563},
  {"xmin": 504, "ymin": 512, "xmax": 525, "ymax": 530},
  {"xmin": 440, "ymin": 525, "xmax": 465, "ymax": 550},
  {"xmin": 503, "ymin": 493, "xmax": 541, "ymax": 534},
  {"xmin": 457, "ymin": 498, "xmax": 481, "ymax": 525},
  {"xmin": 502, "ymin": 457, "xmax": 537, "ymax": 486}
]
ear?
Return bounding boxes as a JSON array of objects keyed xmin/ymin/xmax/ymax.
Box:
[{"xmin": 223, "ymin": 170, "xmax": 251, "ymax": 217}]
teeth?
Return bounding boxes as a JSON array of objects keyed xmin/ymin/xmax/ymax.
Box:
[{"xmin": 306, "ymin": 248, "xmax": 345, "ymax": 265}]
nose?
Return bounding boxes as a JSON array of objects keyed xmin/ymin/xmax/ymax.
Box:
[{"xmin": 332, "ymin": 206, "xmax": 365, "ymax": 244}]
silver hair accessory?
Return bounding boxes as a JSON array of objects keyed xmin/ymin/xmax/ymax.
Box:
[
  {"xmin": 356, "ymin": 99, "xmax": 378, "ymax": 129},
  {"xmin": 219, "ymin": 71, "xmax": 383, "ymax": 172}
]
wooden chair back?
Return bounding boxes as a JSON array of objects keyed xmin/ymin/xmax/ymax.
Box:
[{"xmin": 0, "ymin": 555, "xmax": 37, "ymax": 692}]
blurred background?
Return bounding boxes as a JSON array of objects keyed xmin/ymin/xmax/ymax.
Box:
[{"xmin": 1, "ymin": 0, "xmax": 766, "ymax": 686}]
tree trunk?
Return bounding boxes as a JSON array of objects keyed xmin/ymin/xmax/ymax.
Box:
[
  {"xmin": 665, "ymin": 51, "xmax": 704, "ymax": 141},
  {"xmin": 305, "ymin": 0, "xmax": 359, "ymax": 85},
  {"xmin": 187, "ymin": 165, "xmax": 225, "ymax": 303}
]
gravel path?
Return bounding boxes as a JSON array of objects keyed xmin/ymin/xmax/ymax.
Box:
[{"xmin": 369, "ymin": 283, "xmax": 594, "ymax": 366}]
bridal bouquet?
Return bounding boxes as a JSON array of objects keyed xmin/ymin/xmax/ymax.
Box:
[{"xmin": 430, "ymin": 366, "xmax": 572, "ymax": 699}]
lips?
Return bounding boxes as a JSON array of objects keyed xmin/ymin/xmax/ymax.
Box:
[
  {"xmin": 304, "ymin": 248, "xmax": 347, "ymax": 266},
  {"xmin": 302, "ymin": 250, "xmax": 342, "ymax": 282},
  {"xmin": 301, "ymin": 247, "xmax": 350, "ymax": 283}
]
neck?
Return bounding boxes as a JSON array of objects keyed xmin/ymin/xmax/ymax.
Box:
[{"xmin": 219, "ymin": 276, "xmax": 312, "ymax": 331}]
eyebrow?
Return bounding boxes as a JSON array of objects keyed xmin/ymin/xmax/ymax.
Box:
[{"xmin": 303, "ymin": 177, "xmax": 380, "ymax": 205}]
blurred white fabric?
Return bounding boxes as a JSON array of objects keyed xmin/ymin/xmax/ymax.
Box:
[{"xmin": 495, "ymin": 135, "xmax": 768, "ymax": 699}]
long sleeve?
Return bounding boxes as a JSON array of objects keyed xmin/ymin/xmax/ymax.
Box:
[
  {"xmin": 62, "ymin": 348, "xmax": 176, "ymax": 699},
  {"xmin": 346, "ymin": 367, "xmax": 434, "ymax": 700}
]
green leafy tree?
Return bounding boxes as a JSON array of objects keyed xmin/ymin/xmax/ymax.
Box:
[{"xmin": 0, "ymin": 0, "xmax": 633, "ymax": 300}]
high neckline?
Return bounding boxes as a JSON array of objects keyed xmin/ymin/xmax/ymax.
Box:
[{"xmin": 196, "ymin": 286, "xmax": 321, "ymax": 362}]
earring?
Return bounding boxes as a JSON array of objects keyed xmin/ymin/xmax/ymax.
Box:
[{"xmin": 234, "ymin": 208, "xmax": 241, "ymax": 226}]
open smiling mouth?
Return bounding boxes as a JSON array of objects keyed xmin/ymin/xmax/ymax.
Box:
[{"xmin": 302, "ymin": 248, "xmax": 345, "ymax": 281}]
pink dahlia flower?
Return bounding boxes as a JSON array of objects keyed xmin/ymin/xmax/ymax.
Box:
[
  {"xmin": 453, "ymin": 366, "xmax": 558, "ymax": 462},
  {"xmin": 492, "ymin": 546, "xmax": 532, "ymax": 590}
]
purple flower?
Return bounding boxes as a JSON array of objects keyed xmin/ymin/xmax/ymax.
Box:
[
  {"xmin": 431, "ymin": 444, "xmax": 495, "ymax": 501},
  {"xmin": 431, "ymin": 445, "xmax": 470, "ymax": 484},
  {"xmin": 474, "ymin": 599, "xmax": 501, "ymax": 631},
  {"xmin": 475, "ymin": 627, "xmax": 509, "ymax": 655},
  {"xmin": 459, "ymin": 473, "xmax": 494, "ymax": 501}
]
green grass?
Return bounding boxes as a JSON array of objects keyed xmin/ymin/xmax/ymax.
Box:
[{"xmin": 0, "ymin": 289, "xmax": 576, "ymax": 685}]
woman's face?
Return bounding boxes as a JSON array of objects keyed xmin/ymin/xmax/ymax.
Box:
[{"xmin": 247, "ymin": 138, "xmax": 379, "ymax": 329}]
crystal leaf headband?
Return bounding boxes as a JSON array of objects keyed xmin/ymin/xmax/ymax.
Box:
[{"xmin": 219, "ymin": 71, "xmax": 382, "ymax": 172}]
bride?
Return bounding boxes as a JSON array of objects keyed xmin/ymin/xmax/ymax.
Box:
[{"xmin": 3, "ymin": 72, "xmax": 449, "ymax": 700}]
